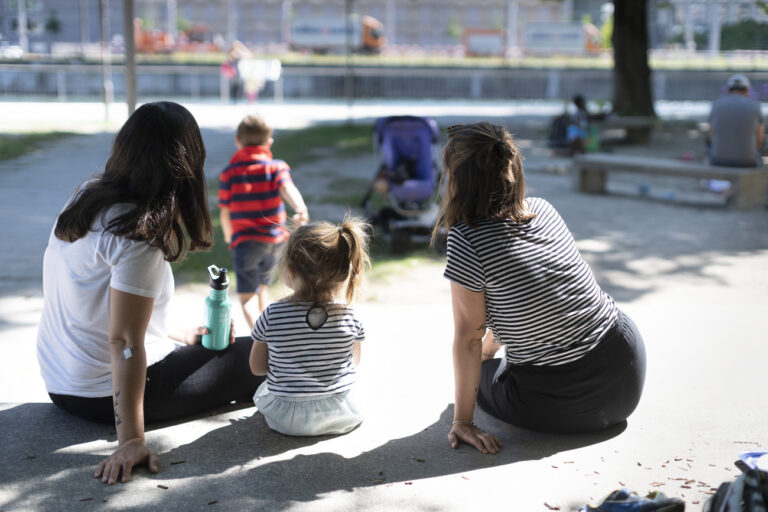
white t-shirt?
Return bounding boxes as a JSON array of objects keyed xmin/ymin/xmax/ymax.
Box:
[{"xmin": 36, "ymin": 204, "xmax": 178, "ymax": 397}]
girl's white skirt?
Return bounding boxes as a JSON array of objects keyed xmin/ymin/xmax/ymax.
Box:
[{"xmin": 253, "ymin": 381, "xmax": 363, "ymax": 436}]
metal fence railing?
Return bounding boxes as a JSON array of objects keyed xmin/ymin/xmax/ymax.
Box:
[{"xmin": 1, "ymin": 63, "xmax": 767, "ymax": 103}]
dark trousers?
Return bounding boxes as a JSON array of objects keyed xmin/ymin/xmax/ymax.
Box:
[
  {"xmin": 477, "ymin": 310, "xmax": 646, "ymax": 434},
  {"xmin": 49, "ymin": 337, "xmax": 264, "ymax": 425}
]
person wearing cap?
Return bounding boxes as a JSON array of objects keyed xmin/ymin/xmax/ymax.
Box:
[{"xmin": 707, "ymin": 74, "xmax": 765, "ymax": 168}]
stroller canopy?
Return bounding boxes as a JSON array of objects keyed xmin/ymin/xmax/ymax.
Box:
[{"xmin": 374, "ymin": 116, "xmax": 440, "ymax": 203}]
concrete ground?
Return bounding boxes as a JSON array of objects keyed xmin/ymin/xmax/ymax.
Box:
[{"xmin": 1, "ymin": 100, "xmax": 766, "ymax": 511}]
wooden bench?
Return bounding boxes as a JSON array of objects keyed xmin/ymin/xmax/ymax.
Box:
[
  {"xmin": 591, "ymin": 116, "xmax": 656, "ymax": 145},
  {"xmin": 573, "ymin": 153, "xmax": 768, "ymax": 209},
  {"xmin": 592, "ymin": 116, "xmax": 656, "ymax": 131}
]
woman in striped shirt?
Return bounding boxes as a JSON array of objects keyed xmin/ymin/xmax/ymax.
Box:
[
  {"xmin": 248, "ymin": 216, "xmax": 370, "ymax": 436},
  {"xmin": 435, "ymin": 123, "xmax": 646, "ymax": 454}
]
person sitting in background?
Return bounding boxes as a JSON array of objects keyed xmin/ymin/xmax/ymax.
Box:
[
  {"xmin": 708, "ymin": 74, "xmax": 764, "ymax": 168},
  {"xmin": 567, "ymin": 94, "xmax": 590, "ymax": 155}
]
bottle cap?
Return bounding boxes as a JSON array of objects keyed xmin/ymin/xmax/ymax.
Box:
[{"xmin": 207, "ymin": 265, "xmax": 230, "ymax": 290}]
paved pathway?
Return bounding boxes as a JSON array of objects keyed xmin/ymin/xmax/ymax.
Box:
[{"xmin": 1, "ymin": 100, "xmax": 767, "ymax": 511}]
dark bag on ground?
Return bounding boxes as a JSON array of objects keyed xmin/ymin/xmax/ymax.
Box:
[{"xmin": 704, "ymin": 469, "xmax": 768, "ymax": 512}]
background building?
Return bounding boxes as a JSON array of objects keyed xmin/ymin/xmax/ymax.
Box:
[{"xmin": 1, "ymin": 0, "xmax": 767, "ymax": 56}]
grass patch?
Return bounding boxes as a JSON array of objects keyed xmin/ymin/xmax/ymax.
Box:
[
  {"xmin": 271, "ymin": 124, "xmax": 372, "ymax": 166},
  {"xmin": 0, "ymin": 132, "xmax": 78, "ymax": 162},
  {"xmin": 172, "ymin": 210, "xmax": 232, "ymax": 284},
  {"xmin": 304, "ymin": 176, "xmax": 371, "ymax": 206},
  {"xmin": 364, "ymin": 232, "xmax": 446, "ymax": 300}
]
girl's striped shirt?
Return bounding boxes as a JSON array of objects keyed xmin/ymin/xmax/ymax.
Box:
[{"xmin": 251, "ymin": 299, "xmax": 365, "ymax": 396}]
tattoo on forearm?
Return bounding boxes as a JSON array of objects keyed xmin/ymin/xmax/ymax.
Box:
[
  {"xmin": 113, "ymin": 391, "xmax": 122, "ymax": 427},
  {"xmin": 467, "ymin": 324, "xmax": 486, "ymax": 346}
]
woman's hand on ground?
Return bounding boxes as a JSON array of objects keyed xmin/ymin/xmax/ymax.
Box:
[
  {"xmin": 94, "ymin": 438, "xmax": 159, "ymax": 484},
  {"xmin": 448, "ymin": 422, "xmax": 502, "ymax": 454}
]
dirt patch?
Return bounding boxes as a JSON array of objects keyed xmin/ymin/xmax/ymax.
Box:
[{"xmin": 290, "ymin": 154, "xmax": 377, "ymax": 222}]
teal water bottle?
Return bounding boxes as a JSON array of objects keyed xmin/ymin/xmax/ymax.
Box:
[{"xmin": 201, "ymin": 265, "xmax": 231, "ymax": 351}]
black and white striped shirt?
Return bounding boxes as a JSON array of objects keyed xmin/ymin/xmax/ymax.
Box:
[
  {"xmin": 444, "ymin": 197, "xmax": 617, "ymax": 366},
  {"xmin": 251, "ymin": 300, "xmax": 365, "ymax": 396}
]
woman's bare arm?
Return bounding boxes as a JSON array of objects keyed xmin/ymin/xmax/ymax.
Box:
[
  {"xmin": 93, "ymin": 288, "xmax": 159, "ymax": 484},
  {"xmin": 447, "ymin": 281, "xmax": 502, "ymax": 454}
]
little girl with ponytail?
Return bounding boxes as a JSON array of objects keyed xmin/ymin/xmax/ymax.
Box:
[{"xmin": 248, "ymin": 215, "xmax": 371, "ymax": 436}]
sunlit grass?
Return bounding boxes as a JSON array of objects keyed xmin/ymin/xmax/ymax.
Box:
[
  {"xmin": 271, "ymin": 124, "xmax": 372, "ymax": 166},
  {"xmin": 0, "ymin": 132, "xmax": 79, "ymax": 162}
]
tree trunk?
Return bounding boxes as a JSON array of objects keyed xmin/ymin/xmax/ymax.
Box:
[{"xmin": 612, "ymin": 0, "xmax": 655, "ymax": 143}]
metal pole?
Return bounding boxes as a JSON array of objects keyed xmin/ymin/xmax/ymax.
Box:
[
  {"xmin": 708, "ymin": 0, "xmax": 721, "ymax": 56},
  {"xmin": 385, "ymin": 0, "xmax": 396, "ymax": 46},
  {"xmin": 345, "ymin": 0, "xmax": 355, "ymax": 124},
  {"xmin": 80, "ymin": 0, "xmax": 90, "ymax": 57},
  {"xmin": 684, "ymin": 0, "xmax": 694, "ymax": 52},
  {"xmin": 99, "ymin": 0, "xmax": 114, "ymax": 121},
  {"xmin": 226, "ymin": 0, "xmax": 237, "ymax": 45},
  {"xmin": 18, "ymin": 0, "xmax": 29, "ymax": 53},
  {"xmin": 506, "ymin": 0, "xmax": 519, "ymax": 58},
  {"xmin": 123, "ymin": 0, "xmax": 137, "ymax": 115},
  {"xmin": 167, "ymin": 0, "xmax": 178, "ymax": 40},
  {"xmin": 281, "ymin": 0, "xmax": 292, "ymax": 45}
]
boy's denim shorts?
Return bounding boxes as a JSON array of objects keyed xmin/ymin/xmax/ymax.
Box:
[{"xmin": 231, "ymin": 241, "xmax": 282, "ymax": 293}]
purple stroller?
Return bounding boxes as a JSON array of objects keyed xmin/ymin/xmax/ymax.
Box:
[{"xmin": 361, "ymin": 116, "xmax": 442, "ymax": 252}]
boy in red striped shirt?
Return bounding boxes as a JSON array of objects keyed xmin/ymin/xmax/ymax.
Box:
[{"xmin": 219, "ymin": 114, "xmax": 309, "ymax": 328}]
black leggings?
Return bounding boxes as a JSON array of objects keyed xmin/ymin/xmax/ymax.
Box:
[
  {"xmin": 49, "ymin": 337, "xmax": 264, "ymax": 425},
  {"xmin": 477, "ymin": 310, "xmax": 646, "ymax": 434}
]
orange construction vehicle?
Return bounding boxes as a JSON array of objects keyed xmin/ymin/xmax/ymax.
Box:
[
  {"xmin": 134, "ymin": 18, "xmax": 220, "ymax": 54},
  {"xmin": 290, "ymin": 14, "xmax": 385, "ymax": 54}
]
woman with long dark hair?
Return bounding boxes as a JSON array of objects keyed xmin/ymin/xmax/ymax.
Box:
[
  {"xmin": 434, "ymin": 123, "xmax": 646, "ymax": 454},
  {"xmin": 37, "ymin": 102, "xmax": 264, "ymax": 483}
]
